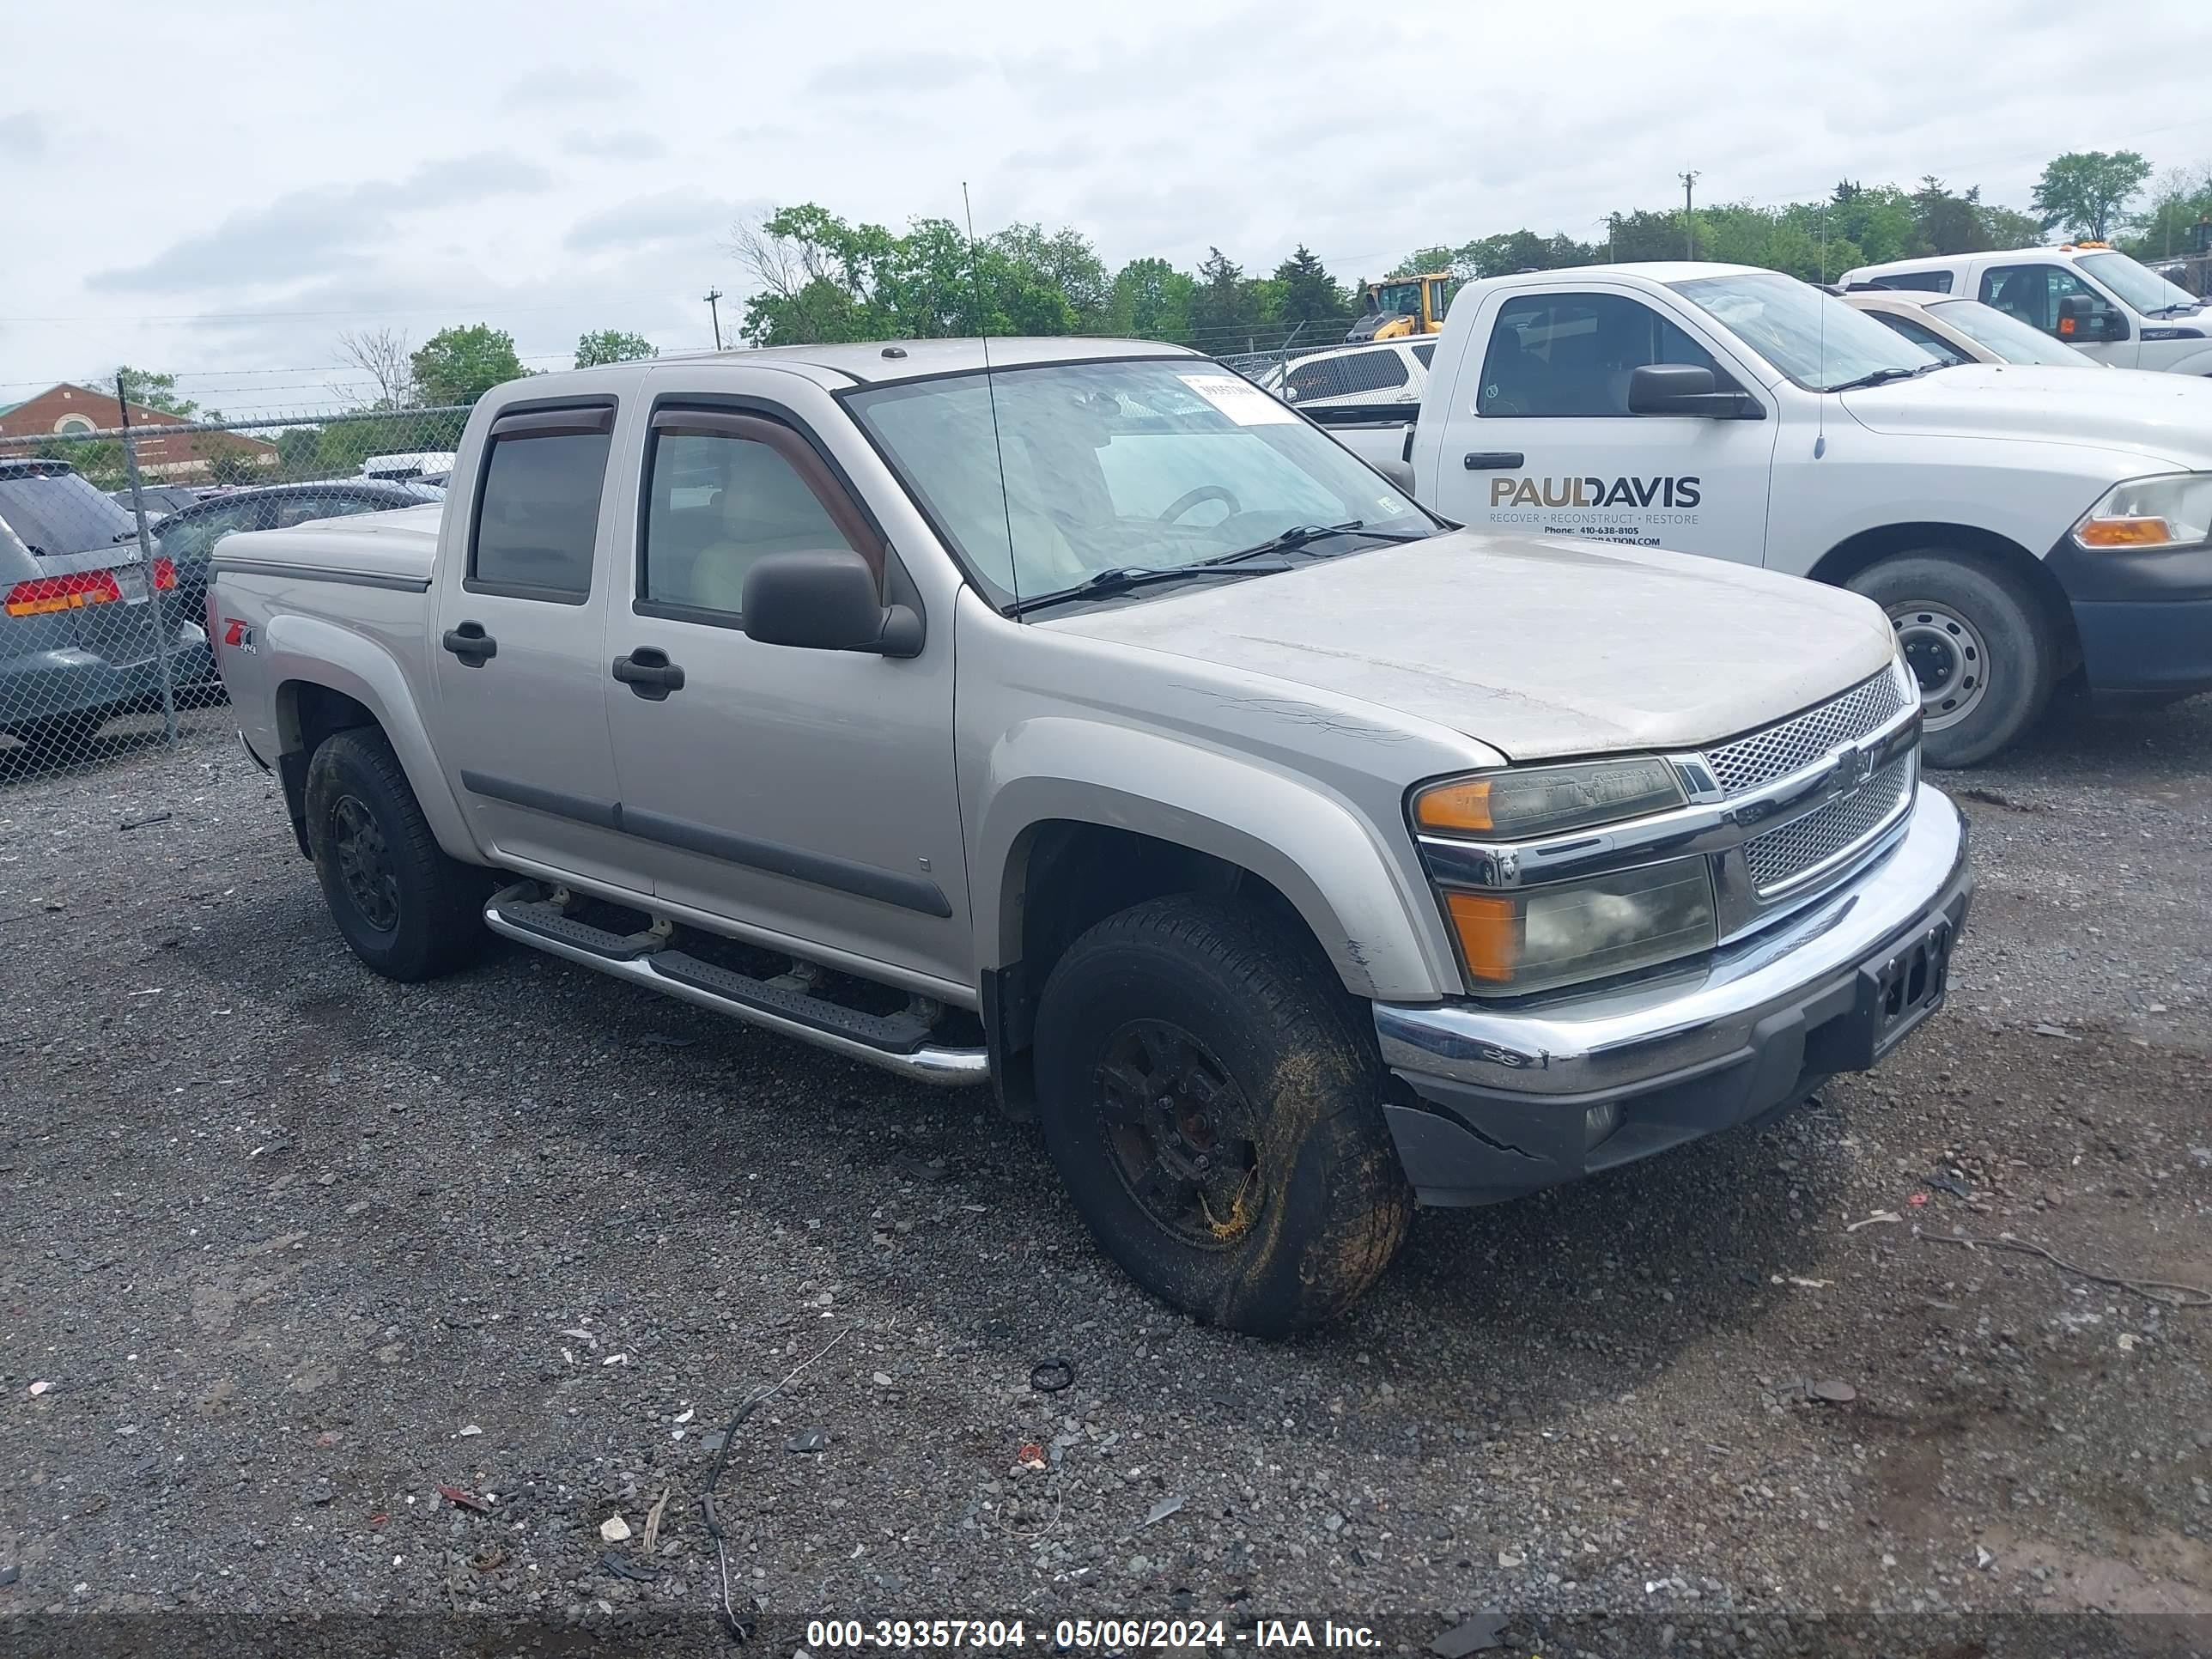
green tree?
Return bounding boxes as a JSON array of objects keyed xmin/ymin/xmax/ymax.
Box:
[
  {"xmin": 113, "ymin": 368, "xmax": 198, "ymax": 419},
  {"xmin": 574, "ymin": 329, "xmax": 658, "ymax": 368},
  {"xmin": 1270, "ymin": 245, "xmax": 1348, "ymax": 327},
  {"xmin": 410, "ymin": 325, "xmax": 527, "ymax": 405},
  {"xmin": 2031, "ymin": 150, "xmax": 2150, "ymax": 240},
  {"xmin": 1185, "ymin": 247, "xmax": 1264, "ymax": 348},
  {"xmin": 275, "ymin": 426, "xmax": 324, "ymax": 479},
  {"xmin": 1452, "ymin": 229, "xmax": 1595, "ymax": 279},
  {"xmin": 1388, "ymin": 246, "xmax": 1461, "ymax": 278},
  {"xmin": 1103, "ymin": 258, "xmax": 1195, "ymax": 340}
]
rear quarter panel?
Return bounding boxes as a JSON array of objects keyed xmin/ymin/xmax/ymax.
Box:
[{"xmin": 211, "ymin": 544, "xmax": 475, "ymax": 860}]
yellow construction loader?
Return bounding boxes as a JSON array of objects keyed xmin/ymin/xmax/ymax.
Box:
[{"xmin": 1345, "ymin": 273, "xmax": 1456, "ymax": 342}]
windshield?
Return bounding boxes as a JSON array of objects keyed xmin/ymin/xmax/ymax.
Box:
[
  {"xmin": 2076, "ymin": 252, "xmax": 2201, "ymax": 314},
  {"xmin": 848, "ymin": 357, "xmax": 1436, "ymax": 609},
  {"xmin": 1373, "ymin": 282, "xmax": 1423, "ymax": 318},
  {"xmin": 1925, "ymin": 299, "xmax": 2094, "ymax": 366},
  {"xmin": 0, "ymin": 466, "xmax": 141, "ymax": 557},
  {"xmin": 1669, "ymin": 271, "xmax": 1938, "ymax": 391}
]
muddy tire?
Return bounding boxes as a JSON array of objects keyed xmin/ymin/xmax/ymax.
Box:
[
  {"xmin": 1848, "ymin": 550, "xmax": 2056, "ymax": 769},
  {"xmin": 1031, "ymin": 896, "xmax": 1411, "ymax": 1336},
  {"xmin": 304, "ymin": 727, "xmax": 490, "ymax": 981}
]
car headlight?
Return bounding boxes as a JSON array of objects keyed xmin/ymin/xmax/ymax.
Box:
[
  {"xmin": 1413, "ymin": 757, "xmax": 1686, "ymax": 838},
  {"xmin": 2071, "ymin": 472, "xmax": 2212, "ymax": 551},
  {"xmin": 1441, "ymin": 857, "xmax": 1717, "ymax": 994}
]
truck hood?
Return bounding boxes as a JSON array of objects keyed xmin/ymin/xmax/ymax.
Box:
[
  {"xmin": 1840, "ymin": 363, "xmax": 2212, "ymax": 468},
  {"xmin": 216, "ymin": 501, "xmax": 441, "ymax": 584},
  {"xmin": 1045, "ymin": 531, "xmax": 1897, "ymax": 761}
]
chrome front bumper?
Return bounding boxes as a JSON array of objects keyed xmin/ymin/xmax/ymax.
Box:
[{"xmin": 1373, "ymin": 785, "xmax": 1972, "ymax": 1204}]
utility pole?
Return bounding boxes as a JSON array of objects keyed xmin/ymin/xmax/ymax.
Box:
[
  {"xmin": 703, "ymin": 289, "xmax": 725, "ymax": 351},
  {"xmin": 1679, "ymin": 172, "xmax": 1700, "ymax": 260}
]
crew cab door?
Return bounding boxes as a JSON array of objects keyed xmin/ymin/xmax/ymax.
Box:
[
  {"xmin": 1431, "ymin": 284, "xmax": 1778, "ymax": 564},
  {"xmin": 599, "ymin": 380, "xmax": 969, "ymax": 991},
  {"xmin": 428, "ymin": 400, "xmax": 635, "ymax": 887}
]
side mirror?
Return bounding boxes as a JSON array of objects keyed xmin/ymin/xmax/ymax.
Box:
[
  {"xmin": 740, "ymin": 549, "xmax": 922, "ymax": 659},
  {"xmin": 2057, "ymin": 293, "xmax": 2128, "ymax": 342},
  {"xmin": 1627, "ymin": 363, "xmax": 1759, "ymax": 418}
]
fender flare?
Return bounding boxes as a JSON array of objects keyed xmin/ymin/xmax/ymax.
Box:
[
  {"xmin": 973, "ymin": 718, "xmax": 1458, "ymax": 1003},
  {"xmin": 265, "ymin": 613, "xmax": 477, "ymax": 861}
]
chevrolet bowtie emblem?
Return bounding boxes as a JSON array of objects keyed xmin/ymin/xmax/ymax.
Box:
[{"xmin": 1833, "ymin": 745, "xmax": 1872, "ymax": 790}]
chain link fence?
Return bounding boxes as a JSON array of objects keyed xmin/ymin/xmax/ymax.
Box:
[{"xmin": 0, "ymin": 392, "xmax": 466, "ymax": 782}]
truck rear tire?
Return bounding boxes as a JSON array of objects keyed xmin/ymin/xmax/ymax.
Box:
[
  {"xmin": 304, "ymin": 728, "xmax": 490, "ymax": 981},
  {"xmin": 1848, "ymin": 550, "xmax": 2056, "ymax": 769},
  {"xmin": 1030, "ymin": 896, "xmax": 1411, "ymax": 1336}
]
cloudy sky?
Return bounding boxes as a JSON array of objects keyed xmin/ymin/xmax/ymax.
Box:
[{"xmin": 5, "ymin": 0, "xmax": 2209, "ymax": 417}]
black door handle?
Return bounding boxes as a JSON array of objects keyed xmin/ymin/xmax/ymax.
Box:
[
  {"xmin": 441, "ymin": 621, "xmax": 496, "ymax": 665},
  {"xmin": 612, "ymin": 647, "xmax": 685, "ymax": 700},
  {"xmin": 1462, "ymin": 451, "xmax": 1524, "ymax": 470}
]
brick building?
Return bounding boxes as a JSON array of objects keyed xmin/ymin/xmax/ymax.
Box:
[{"xmin": 0, "ymin": 382, "xmax": 277, "ymax": 480}]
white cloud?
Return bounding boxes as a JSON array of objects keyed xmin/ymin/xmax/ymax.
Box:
[{"xmin": 4, "ymin": 0, "xmax": 2207, "ymax": 417}]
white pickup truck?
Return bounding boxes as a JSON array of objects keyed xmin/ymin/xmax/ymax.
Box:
[
  {"xmin": 210, "ymin": 339, "xmax": 1970, "ymax": 1333},
  {"xmin": 1327, "ymin": 262, "xmax": 2212, "ymax": 765}
]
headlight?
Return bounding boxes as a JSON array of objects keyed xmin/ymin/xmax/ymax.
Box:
[
  {"xmin": 1413, "ymin": 757, "xmax": 1685, "ymax": 839},
  {"xmin": 2071, "ymin": 472, "xmax": 2212, "ymax": 551},
  {"xmin": 1442, "ymin": 857, "xmax": 1717, "ymax": 995}
]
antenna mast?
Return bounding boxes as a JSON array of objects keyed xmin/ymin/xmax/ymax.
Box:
[
  {"xmin": 963, "ymin": 182, "xmax": 1021, "ymax": 616},
  {"xmin": 1679, "ymin": 171, "xmax": 1700, "ymax": 260}
]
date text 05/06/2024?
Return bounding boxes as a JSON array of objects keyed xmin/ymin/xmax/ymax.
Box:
[{"xmin": 801, "ymin": 1618, "xmax": 1389, "ymax": 1649}]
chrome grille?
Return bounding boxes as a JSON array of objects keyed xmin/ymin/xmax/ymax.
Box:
[
  {"xmin": 1742, "ymin": 757, "xmax": 1913, "ymax": 893},
  {"xmin": 1705, "ymin": 669, "xmax": 1909, "ymax": 798}
]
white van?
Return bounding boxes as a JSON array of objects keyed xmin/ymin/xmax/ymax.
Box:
[
  {"xmin": 1838, "ymin": 245, "xmax": 2212, "ymax": 375},
  {"xmin": 1331, "ymin": 262, "xmax": 2212, "ymax": 764}
]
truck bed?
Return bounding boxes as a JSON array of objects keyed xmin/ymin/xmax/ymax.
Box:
[{"xmin": 210, "ymin": 501, "xmax": 441, "ymax": 588}]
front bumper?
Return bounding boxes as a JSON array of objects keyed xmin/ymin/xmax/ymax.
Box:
[
  {"xmin": 1374, "ymin": 784, "xmax": 1972, "ymax": 1206},
  {"xmin": 2048, "ymin": 541, "xmax": 2212, "ymax": 694}
]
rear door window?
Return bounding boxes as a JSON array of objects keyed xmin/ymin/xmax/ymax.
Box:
[
  {"xmin": 1868, "ymin": 270, "xmax": 1954, "ymax": 294},
  {"xmin": 467, "ymin": 406, "xmax": 615, "ymax": 603}
]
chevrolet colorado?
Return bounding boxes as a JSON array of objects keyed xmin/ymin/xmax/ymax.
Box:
[{"xmin": 210, "ymin": 339, "xmax": 1971, "ymax": 1333}]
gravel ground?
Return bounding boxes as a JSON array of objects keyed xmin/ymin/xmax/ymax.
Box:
[{"xmin": 2, "ymin": 698, "xmax": 2209, "ymax": 1658}]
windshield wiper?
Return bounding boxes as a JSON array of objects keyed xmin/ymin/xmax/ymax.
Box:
[
  {"xmin": 1212, "ymin": 520, "xmax": 1430, "ymax": 567},
  {"xmin": 1006, "ymin": 560, "xmax": 1291, "ymax": 617},
  {"xmin": 2148, "ymin": 301, "xmax": 2203, "ymax": 318},
  {"xmin": 1825, "ymin": 362, "xmax": 1943, "ymax": 392}
]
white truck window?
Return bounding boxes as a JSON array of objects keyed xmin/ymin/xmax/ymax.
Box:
[
  {"xmin": 467, "ymin": 411, "xmax": 614, "ymax": 603},
  {"xmin": 1285, "ymin": 349, "xmax": 1409, "ymax": 403},
  {"xmin": 2075, "ymin": 252, "xmax": 2201, "ymax": 315},
  {"xmin": 1669, "ymin": 272, "xmax": 1934, "ymax": 389},
  {"xmin": 1978, "ymin": 264, "xmax": 2116, "ymax": 337},
  {"xmin": 1475, "ymin": 293, "xmax": 1729, "ymax": 418},
  {"xmin": 1867, "ymin": 270, "xmax": 1953, "ymax": 294},
  {"xmin": 641, "ymin": 431, "xmax": 859, "ymax": 617}
]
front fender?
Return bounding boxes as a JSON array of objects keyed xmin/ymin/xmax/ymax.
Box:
[
  {"xmin": 974, "ymin": 717, "xmax": 1461, "ymax": 1003},
  {"xmin": 264, "ymin": 613, "xmax": 477, "ymax": 862}
]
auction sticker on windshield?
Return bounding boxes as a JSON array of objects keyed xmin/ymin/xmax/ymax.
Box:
[{"xmin": 1179, "ymin": 373, "xmax": 1299, "ymax": 425}]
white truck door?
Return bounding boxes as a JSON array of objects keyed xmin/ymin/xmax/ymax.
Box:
[
  {"xmin": 428, "ymin": 401, "xmax": 635, "ymax": 888},
  {"xmin": 1432, "ymin": 285, "xmax": 1779, "ymax": 564},
  {"xmin": 1975, "ymin": 260, "xmax": 2141, "ymax": 367}
]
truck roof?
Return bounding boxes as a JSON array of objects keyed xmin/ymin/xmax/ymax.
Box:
[
  {"xmin": 1478, "ymin": 261, "xmax": 1771, "ymax": 288},
  {"xmin": 633, "ymin": 337, "xmax": 1198, "ymax": 388}
]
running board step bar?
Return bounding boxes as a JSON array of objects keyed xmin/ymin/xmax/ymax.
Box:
[{"xmin": 483, "ymin": 889, "xmax": 988, "ymax": 1087}]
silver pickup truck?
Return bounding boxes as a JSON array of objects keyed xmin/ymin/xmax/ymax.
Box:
[{"xmin": 210, "ymin": 339, "xmax": 1972, "ymax": 1334}]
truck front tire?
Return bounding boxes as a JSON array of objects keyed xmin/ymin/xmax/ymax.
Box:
[
  {"xmin": 1848, "ymin": 550, "xmax": 2056, "ymax": 769},
  {"xmin": 1030, "ymin": 896, "xmax": 1411, "ymax": 1336},
  {"xmin": 304, "ymin": 728, "xmax": 490, "ymax": 981}
]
